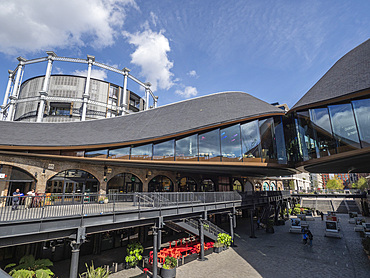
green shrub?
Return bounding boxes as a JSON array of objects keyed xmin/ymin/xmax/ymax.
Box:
[
  {"xmin": 217, "ymin": 233, "xmax": 232, "ymax": 248},
  {"xmin": 5, "ymin": 255, "xmax": 54, "ymax": 278},
  {"xmin": 162, "ymin": 256, "xmax": 177, "ymax": 269},
  {"xmin": 80, "ymin": 262, "xmax": 110, "ymax": 278},
  {"xmin": 125, "ymin": 242, "xmax": 144, "ymax": 267}
]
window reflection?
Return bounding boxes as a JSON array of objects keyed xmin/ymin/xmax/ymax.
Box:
[
  {"xmin": 153, "ymin": 140, "xmax": 174, "ymax": 160},
  {"xmin": 352, "ymin": 99, "xmax": 370, "ymax": 147},
  {"xmin": 295, "ymin": 112, "xmax": 318, "ymax": 160},
  {"xmin": 108, "ymin": 147, "xmax": 130, "ymax": 159},
  {"xmin": 259, "ymin": 118, "xmax": 276, "ymax": 162},
  {"xmin": 274, "ymin": 116, "xmax": 288, "ymax": 164},
  {"xmin": 148, "ymin": 175, "xmax": 173, "ymax": 192},
  {"xmin": 240, "ymin": 120, "xmax": 261, "ymax": 162},
  {"xmin": 85, "ymin": 149, "xmax": 108, "ymax": 158},
  {"xmin": 220, "ymin": 124, "xmax": 242, "ymax": 162},
  {"xmin": 199, "ymin": 129, "xmax": 221, "ymax": 162},
  {"xmin": 177, "ymin": 177, "xmax": 197, "ymax": 192},
  {"xmin": 328, "ymin": 103, "xmax": 360, "ymax": 153},
  {"xmin": 131, "ymin": 144, "xmax": 152, "ymax": 160},
  {"xmin": 175, "ymin": 134, "xmax": 198, "ymax": 161},
  {"xmin": 200, "ymin": 179, "xmax": 215, "ymax": 192},
  {"xmin": 309, "ymin": 108, "xmax": 336, "ymax": 157}
]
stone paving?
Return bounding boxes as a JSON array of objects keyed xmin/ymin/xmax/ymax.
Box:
[{"xmin": 54, "ymin": 214, "xmax": 370, "ymax": 278}]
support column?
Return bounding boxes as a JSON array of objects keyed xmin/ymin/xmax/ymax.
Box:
[
  {"xmin": 154, "ymin": 96, "xmax": 158, "ymax": 108},
  {"xmin": 198, "ymin": 218, "xmax": 206, "ymax": 261},
  {"xmin": 157, "ymin": 217, "xmax": 163, "ymax": 251},
  {"xmin": 37, "ymin": 51, "xmax": 56, "ymax": 122},
  {"xmin": 144, "ymin": 82, "xmax": 151, "ymax": 110},
  {"xmin": 36, "ymin": 91, "xmax": 48, "ymax": 122},
  {"xmin": 250, "ymin": 209, "xmax": 257, "ymax": 238},
  {"xmin": 229, "ymin": 213, "xmax": 235, "ymax": 247},
  {"xmin": 1, "ymin": 70, "xmax": 14, "ymax": 120},
  {"xmin": 152, "ymin": 227, "xmax": 158, "ymax": 278},
  {"xmin": 121, "ymin": 67, "xmax": 130, "ymax": 115},
  {"xmin": 69, "ymin": 227, "xmax": 86, "ymax": 278},
  {"xmin": 81, "ymin": 55, "xmax": 95, "ymax": 121},
  {"xmin": 6, "ymin": 57, "xmax": 25, "ymax": 121}
]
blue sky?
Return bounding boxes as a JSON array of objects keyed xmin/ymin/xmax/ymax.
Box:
[{"xmin": 0, "ymin": 0, "xmax": 369, "ymax": 109}]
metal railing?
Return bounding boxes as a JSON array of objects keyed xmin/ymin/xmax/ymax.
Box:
[
  {"xmin": 184, "ymin": 218, "xmax": 228, "ymax": 237},
  {"xmin": 0, "ymin": 192, "xmax": 243, "ymax": 223}
]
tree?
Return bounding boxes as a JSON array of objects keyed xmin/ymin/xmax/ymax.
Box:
[
  {"xmin": 352, "ymin": 177, "xmax": 368, "ymax": 191},
  {"xmin": 326, "ymin": 176, "xmax": 344, "ymax": 190}
]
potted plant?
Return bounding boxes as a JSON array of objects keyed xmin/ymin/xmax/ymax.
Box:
[
  {"xmin": 79, "ymin": 262, "xmax": 110, "ymax": 278},
  {"xmin": 125, "ymin": 242, "xmax": 144, "ymax": 268},
  {"xmin": 213, "ymin": 241, "xmax": 224, "ymax": 253},
  {"xmin": 98, "ymin": 196, "xmax": 105, "ymax": 204},
  {"xmin": 104, "ymin": 197, "xmax": 109, "ymax": 204},
  {"xmin": 217, "ymin": 233, "xmax": 232, "ymax": 249},
  {"xmin": 161, "ymin": 256, "xmax": 177, "ymax": 278}
]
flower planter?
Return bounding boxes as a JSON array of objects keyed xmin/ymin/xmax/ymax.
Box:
[
  {"xmin": 214, "ymin": 246, "xmax": 223, "ymax": 253},
  {"xmin": 161, "ymin": 267, "xmax": 176, "ymax": 278},
  {"xmin": 184, "ymin": 253, "xmax": 198, "ymax": 264}
]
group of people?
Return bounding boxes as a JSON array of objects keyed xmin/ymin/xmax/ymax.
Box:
[
  {"xmin": 12, "ymin": 188, "xmax": 37, "ymax": 210},
  {"xmin": 302, "ymin": 229, "xmax": 313, "ymax": 246}
]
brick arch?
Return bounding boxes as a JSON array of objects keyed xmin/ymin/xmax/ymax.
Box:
[
  {"xmin": 148, "ymin": 174, "xmax": 175, "ymax": 192},
  {"xmin": 108, "ymin": 171, "xmax": 144, "ymax": 185},
  {"xmin": 0, "ymin": 162, "xmax": 37, "ymax": 181}
]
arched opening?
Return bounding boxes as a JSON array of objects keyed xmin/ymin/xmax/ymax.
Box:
[
  {"xmin": 177, "ymin": 177, "xmax": 197, "ymax": 192},
  {"xmin": 263, "ymin": 182, "xmax": 269, "ymax": 191},
  {"xmin": 148, "ymin": 175, "xmax": 174, "ymax": 192},
  {"xmin": 232, "ymin": 179, "xmax": 243, "ymax": 192},
  {"xmin": 0, "ymin": 164, "xmax": 36, "ymax": 196},
  {"xmin": 46, "ymin": 169, "xmax": 99, "ymax": 194},
  {"xmin": 270, "ymin": 182, "xmax": 276, "ymax": 191},
  {"xmin": 107, "ymin": 173, "xmax": 143, "ymax": 194},
  {"xmin": 200, "ymin": 178, "xmax": 215, "ymax": 192},
  {"xmin": 244, "ymin": 180, "xmax": 254, "ymax": 193}
]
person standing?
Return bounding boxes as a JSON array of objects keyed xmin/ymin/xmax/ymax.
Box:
[
  {"xmin": 307, "ymin": 230, "xmax": 313, "ymax": 246},
  {"xmin": 320, "ymin": 211, "xmax": 324, "ymax": 221},
  {"xmin": 25, "ymin": 189, "xmax": 35, "ymax": 209},
  {"xmin": 302, "ymin": 229, "xmax": 308, "ymax": 245},
  {"xmin": 12, "ymin": 188, "xmax": 21, "ymax": 210}
]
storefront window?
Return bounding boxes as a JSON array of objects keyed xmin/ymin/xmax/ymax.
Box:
[
  {"xmin": 240, "ymin": 120, "xmax": 261, "ymax": 162},
  {"xmin": 177, "ymin": 177, "xmax": 197, "ymax": 192},
  {"xmin": 259, "ymin": 118, "xmax": 276, "ymax": 162},
  {"xmin": 131, "ymin": 144, "xmax": 152, "ymax": 160},
  {"xmin": 107, "ymin": 173, "xmax": 142, "ymax": 193},
  {"xmin": 175, "ymin": 134, "xmax": 198, "ymax": 161},
  {"xmin": 153, "ymin": 140, "xmax": 174, "ymax": 160},
  {"xmin": 200, "ymin": 179, "xmax": 215, "ymax": 192},
  {"xmin": 199, "ymin": 129, "xmax": 221, "ymax": 162},
  {"xmin": 309, "ymin": 108, "xmax": 336, "ymax": 157},
  {"xmin": 108, "ymin": 147, "xmax": 130, "ymax": 159},
  {"xmin": 148, "ymin": 175, "xmax": 173, "ymax": 192},
  {"xmin": 220, "ymin": 124, "xmax": 242, "ymax": 162},
  {"xmin": 328, "ymin": 103, "xmax": 360, "ymax": 153},
  {"xmin": 352, "ymin": 98, "xmax": 370, "ymax": 147}
]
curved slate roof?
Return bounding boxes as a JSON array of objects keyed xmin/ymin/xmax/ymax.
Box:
[
  {"xmin": 0, "ymin": 92, "xmax": 284, "ymax": 148},
  {"xmin": 292, "ymin": 39, "xmax": 370, "ymax": 111}
]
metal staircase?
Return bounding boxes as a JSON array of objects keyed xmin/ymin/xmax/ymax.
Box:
[{"xmin": 166, "ymin": 218, "xmax": 229, "ymax": 241}]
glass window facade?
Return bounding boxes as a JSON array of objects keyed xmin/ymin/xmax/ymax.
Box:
[
  {"xmin": 274, "ymin": 116, "xmax": 287, "ymax": 164},
  {"xmin": 259, "ymin": 118, "xmax": 276, "ymax": 162},
  {"xmin": 199, "ymin": 129, "xmax": 221, "ymax": 162},
  {"xmin": 85, "ymin": 149, "xmax": 108, "ymax": 158},
  {"xmin": 108, "ymin": 147, "xmax": 130, "ymax": 159},
  {"xmin": 309, "ymin": 108, "xmax": 336, "ymax": 157},
  {"xmin": 220, "ymin": 124, "xmax": 242, "ymax": 162},
  {"xmin": 328, "ymin": 103, "xmax": 360, "ymax": 152},
  {"xmin": 295, "ymin": 111, "xmax": 318, "ymax": 161},
  {"xmin": 131, "ymin": 144, "xmax": 152, "ymax": 160},
  {"xmin": 175, "ymin": 134, "xmax": 198, "ymax": 161},
  {"xmin": 352, "ymin": 99, "xmax": 370, "ymax": 147},
  {"xmin": 241, "ymin": 120, "xmax": 261, "ymax": 162},
  {"xmin": 153, "ymin": 140, "xmax": 174, "ymax": 160}
]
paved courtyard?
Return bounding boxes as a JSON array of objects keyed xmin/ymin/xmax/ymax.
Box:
[{"xmin": 109, "ymin": 214, "xmax": 370, "ymax": 278}]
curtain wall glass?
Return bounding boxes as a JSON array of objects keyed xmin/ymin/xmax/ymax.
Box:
[
  {"xmin": 108, "ymin": 147, "xmax": 130, "ymax": 159},
  {"xmin": 153, "ymin": 140, "xmax": 175, "ymax": 160},
  {"xmin": 240, "ymin": 120, "xmax": 261, "ymax": 162},
  {"xmin": 199, "ymin": 129, "xmax": 221, "ymax": 161},
  {"xmin": 220, "ymin": 124, "xmax": 242, "ymax": 162},
  {"xmin": 259, "ymin": 118, "xmax": 277, "ymax": 162},
  {"xmin": 175, "ymin": 134, "xmax": 198, "ymax": 161},
  {"xmin": 131, "ymin": 144, "xmax": 152, "ymax": 160},
  {"xmin": 352, "ymin": 98, "xmax": 370, "ymax": 147}
]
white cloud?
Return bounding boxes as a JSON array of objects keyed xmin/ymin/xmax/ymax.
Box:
[
  {"xmin": 187, "ymin": 70, "xmax": 198, "ymax": 78},
  {"xmin": 0, "ymin": 0, "xmax": 138, "ymax": 55},
  {"xmin": 73, "ymin": 69, "xmax": 107, "ymax": 80},
  {"xmin": 123, "ymin": 29, "xmax": 174, "ymax": 91},
  {"xmin": 175, "ymin": 86, "xmax": 198, "ymax": 98}
]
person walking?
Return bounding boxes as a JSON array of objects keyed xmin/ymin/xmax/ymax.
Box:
[
  {"xmin": 307, "ymin": 230, "xmax": 313, "ymax": 246},
  {"xmin": 302, "ymin": 230, "xmax": 308, "ymax": 245},
  {"xmin": 12, "ymin": 188, "xmax": 21, "ymax": 210},
  {"xmin": 320, "ymin": 211, "xmax": 324, "ymax": 221}
]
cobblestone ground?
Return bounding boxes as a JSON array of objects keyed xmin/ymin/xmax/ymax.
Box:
[{"xmin": 177, "ymin": 214, "xmax": 370, "ymax": 278}]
